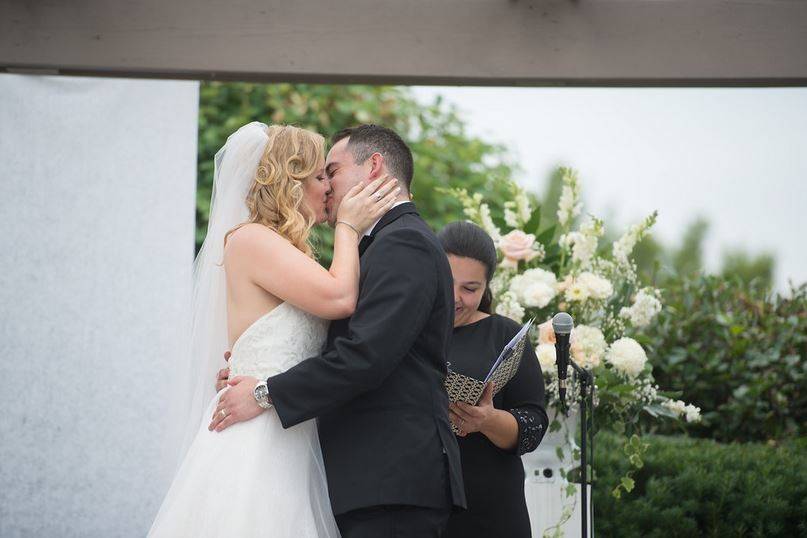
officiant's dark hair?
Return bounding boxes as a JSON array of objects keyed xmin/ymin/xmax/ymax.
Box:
[
  {"xmin": 332, "ymin": 125, "xmax": 414, "ymax": 189},
  {"xmin": 438, "ymin": 221, "xmax": 498, "ymax": 314}
]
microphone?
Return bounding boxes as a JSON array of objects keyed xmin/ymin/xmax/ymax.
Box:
[{"xmin": 552, "ymin": 312, "xmax": 574, "ymax": 408}]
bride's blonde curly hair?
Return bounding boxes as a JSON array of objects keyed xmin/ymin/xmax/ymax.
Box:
[{"xmin": 228, "ymin": 124, "xmax": 325, "ymax": 257}]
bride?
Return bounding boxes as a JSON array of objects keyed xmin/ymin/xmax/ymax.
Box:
[{"xmin": 149, "ymin": 122, "xmax": 399, "ymax": 537}]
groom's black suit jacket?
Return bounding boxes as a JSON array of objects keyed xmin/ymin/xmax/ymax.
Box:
[{"xmin": 265, "ymin": 202, "xmax": 466, "ymax": 516}]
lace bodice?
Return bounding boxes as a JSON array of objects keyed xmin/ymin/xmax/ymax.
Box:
[{"xmin": 229, "ymin": 302, "xmax": 329, "ymax": 379}]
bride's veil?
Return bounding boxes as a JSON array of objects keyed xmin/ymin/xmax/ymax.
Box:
[{"xmin": 165, "ymin": 122, "xmax": 269, "ymax": 471}]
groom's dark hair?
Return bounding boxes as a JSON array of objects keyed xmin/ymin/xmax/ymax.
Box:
[{"xmin": 332, "ymin": 125, "xmax": 414, "ymax": 189}]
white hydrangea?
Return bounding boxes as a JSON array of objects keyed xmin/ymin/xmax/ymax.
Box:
[
  {"xmin": 557, "ymin": 169, "xmax": 582, "ymax": 226},
  {"xmin": 522, "ymin": 282, "xmax": 556, "ymax": 308},
  {"xmin": 495, "ymin": 291, "xmax": 525, "ymax": 323},
  {"xmin": 605, "ymin": 337, "xmax": 647, "ymax": 378},
  {"xmin": 620, "ymin": 288, "xmax": 663, "ymax": 328},
  {"xmin": 684, "ymin": 404, "xmax": 702, "ymax": 423},
  {"xmin": 565, "ymin": 271, "xmax": 613, "ymax": 302},
  {"xmin": 489, "ymin": 270, "xmax": 511, "ymax": 297},
  {"xmin": 509, "ymin": 268, "xmax": 558, "ymax": 308},
  {"xmin": 571, "ymin": 325, "xmax": 607, "ymax": 368},
  {"xmin": 536, "ymin": 343, "xmax": 557, "ymax": 372},
  {"xmin": 578, "ymin": 272, "xmax": 613, "ymax": 300}
]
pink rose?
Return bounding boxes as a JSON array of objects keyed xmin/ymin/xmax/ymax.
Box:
[
  {"xmin": 537, "ymin": 319, "xmax": 556, "ymax": 345},
  {"xmin": 499, "ymin": 230, "xmax": 538, "ymax": 265}
]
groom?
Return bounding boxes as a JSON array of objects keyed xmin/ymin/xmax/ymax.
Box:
[{"xmin": 212, "ymin": 124, "xmax": 465, "ymax": 536}]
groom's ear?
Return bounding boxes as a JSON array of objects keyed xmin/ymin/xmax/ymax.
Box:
[{"xmin": 366, "ymin": 152, "xmax": 385, "ymax": 180}]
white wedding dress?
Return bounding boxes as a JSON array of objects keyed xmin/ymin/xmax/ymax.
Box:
[{"xmin": 149, "ymin": 302, "xmax": 340, "ymax": 537}]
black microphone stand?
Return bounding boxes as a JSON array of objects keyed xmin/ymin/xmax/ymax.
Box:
[{"xmin": 566, "ymin": 357, "xmax": 594, "ymax": 538}]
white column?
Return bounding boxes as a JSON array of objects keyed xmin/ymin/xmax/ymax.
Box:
[{"xmin": 0, "ymin": 74, "xmax": 198, "ymax": 537}]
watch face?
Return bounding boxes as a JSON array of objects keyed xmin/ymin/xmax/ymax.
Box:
[{"xmin": 255, "ymin": 384, "xmax": 268, "ymax": 399}]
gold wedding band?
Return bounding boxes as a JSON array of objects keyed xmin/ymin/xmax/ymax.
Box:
[{"xmin": 219, "ymin": 409, "xmax": 227, "ymax": 418}]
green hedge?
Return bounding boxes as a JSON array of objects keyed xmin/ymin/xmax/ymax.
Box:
[
  {"xmin": 592, "ymin": 433, "xmax": 807, "ymax": 537},
  {"xmin": 640, "ymin": 275, "xmax": 807, "ymax": 442}
]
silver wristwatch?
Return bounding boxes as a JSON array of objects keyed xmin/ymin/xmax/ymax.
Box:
[{"xmin": 253, "ymin": 380, "xmax": 273, "ymax": 410}]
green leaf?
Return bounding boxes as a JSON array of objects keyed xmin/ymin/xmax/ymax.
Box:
[
  {"xmin": 525, "ymin": 205, "xmax": 542, "ymax": 235},
  {"xmin": 621, "ymin": 476, "xmax": 635, "ymax": 492},
  {"xmin": 536, "ymin": 225, "xmax": 557, "ymax": 246}
]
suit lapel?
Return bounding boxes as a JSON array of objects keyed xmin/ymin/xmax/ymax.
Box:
[{"xmin": 369, "ymin": 202, "xmax": 419, "ymax": 238}]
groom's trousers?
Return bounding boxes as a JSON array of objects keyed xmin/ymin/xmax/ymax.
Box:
[{"xmin": 335, "ymin": 505, "xmax": 452, "ymax": 538}]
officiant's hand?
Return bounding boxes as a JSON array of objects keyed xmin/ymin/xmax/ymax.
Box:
[
  {"xmin": 215, "ymin": 351, "xmax": 231, "ymax": 392},
  {"xmin": 208, "ymin": 376, "xmax": 264, "ymax": 432},
  {"xmin": 449, "ymin": 382, "xmax": 495, "ymax": 437}
]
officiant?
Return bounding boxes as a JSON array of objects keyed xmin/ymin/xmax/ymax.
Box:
[{"xmin": 439, "ymin": 221, "xmax": 548, "ymax": 538}]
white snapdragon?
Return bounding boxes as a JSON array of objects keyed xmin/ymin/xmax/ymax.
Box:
[
  {"xmin": 571, "ymin": 325, "xmax": 607, "ymax": 369},
  {"xmin": 557, "ymin": 168, "xmax": 582, "ymax": 227},
  {"xmin": 504, "ymin": 183, "xmax": 532, "ymax": 228},
  {"xmin": 536, "ymin": 343, "xmax": 557, "ymax": 372},
  {"xmin": 509, "ymin": 268, "xmax": 558, "ymax": 308},
  {"xmin": 444, "ymin": 187, "xmax": 482, "ymax": 221},
  {"xmin": 479, "ymin": 203, "xmax": 501, "ymax": 245},
  {"xmin": 515, "ymin": 188, "xmax": 532, "ymax": 224},
  {"xmin": 620, "ymin": 288, "xmax": 662, "ymax": 328},
  {"xmin": 612, "ymin": 211, "xmax": 658, "ymax": 266},
  {"xmin": 560, "ymin": 216, "xmax": 604, "ymax": 267},
  {"xmin": 504, "ymin": 205, "xmax": 520, "ymax": 228},
  {"xmin": 605, "ymin": 337, "xmax": 648, "ymax": 378},
  {"xmin": 495, "ymin": 291, "xmax": 525, "ymax": 323}
]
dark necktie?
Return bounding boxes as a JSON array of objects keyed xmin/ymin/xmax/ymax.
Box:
[{"xmin": 359, "ymin": 234, "xmax": 374, "ymax": 256}]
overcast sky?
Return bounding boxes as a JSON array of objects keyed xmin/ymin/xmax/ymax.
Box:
[{"xmin": 411, "ymin": 87, "xmax": 807, "ymax": 291}]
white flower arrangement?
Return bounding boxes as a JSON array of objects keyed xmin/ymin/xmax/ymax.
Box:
[
  {"xmin": 620, "ymin": 288, "xmax": 663, "ymax": 328},
  {"xmin": 605, "ymin": 337, "xmax": 648, "ymax": 378},
  {"xmin": 446, "ymin": 167, "xmax": 701, "ymax": 501}
]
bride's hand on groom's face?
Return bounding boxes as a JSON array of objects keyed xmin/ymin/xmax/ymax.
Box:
[
  {"xmin": 208, "ymin": 376, "xmax": 264, "ymax": 432},
  {"xmin": 337, "ymin": 175, "xmax": 400, "ymax": 234}
]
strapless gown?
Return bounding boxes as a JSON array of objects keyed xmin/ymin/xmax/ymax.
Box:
[{"xmin": 149, "ymin": 302, "xmax": 339, "ymax": 537}]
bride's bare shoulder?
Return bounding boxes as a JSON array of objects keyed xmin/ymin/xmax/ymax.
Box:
[{"xmin": 224, "ymin": 223, "xmax": 292, "ymax": 260}]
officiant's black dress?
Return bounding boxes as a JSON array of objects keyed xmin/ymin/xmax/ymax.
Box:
[{"xmin": 445, "ymin": 314, "xmax": 548, "ymax": 538}]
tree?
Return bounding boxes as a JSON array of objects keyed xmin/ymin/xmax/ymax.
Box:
[{"xmin": 197, "ymin": 83, "xmax": 518, "ymax": 261}]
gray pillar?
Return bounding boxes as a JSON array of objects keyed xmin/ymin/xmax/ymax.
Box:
[{"xmin": 0, "ymin": 74, "xmax": 198, "ymax": 537}]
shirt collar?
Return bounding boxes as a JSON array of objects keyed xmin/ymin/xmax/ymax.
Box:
[{"xmin": 364, "ymin": 200, "xmax": 410, "ymax": 237}]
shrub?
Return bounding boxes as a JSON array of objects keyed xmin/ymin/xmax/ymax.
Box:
[
  {"xmin": 593, "ymin": 433, "xmax": 807, "ymax": 537},
  {"xmin": 639, "ymin": 275, "xmax": 807, "ymax": 442}
]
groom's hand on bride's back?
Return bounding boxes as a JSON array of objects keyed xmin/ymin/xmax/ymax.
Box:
[
  {"xmin": 208, "ymin": 375, "xmax": 265, "ymax": 432},
  {"xmin": 215, "ymin": 351, "xmax": 231, "ymax": 392}
]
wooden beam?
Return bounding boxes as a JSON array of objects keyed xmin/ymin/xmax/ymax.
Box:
[{"xmin": 2, "ymin": 0, "xmax": 806, "ymax": 86}]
